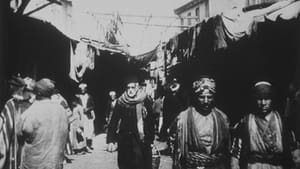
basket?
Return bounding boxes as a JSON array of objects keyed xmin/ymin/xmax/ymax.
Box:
[{"xmin": 152, "ymin": 145, "xmax": 161, "ymax": 169}]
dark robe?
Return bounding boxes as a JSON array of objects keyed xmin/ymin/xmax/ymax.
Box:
[{"xmin": 107, "ymin": 96, "xmax": 154, "ymax": 169}]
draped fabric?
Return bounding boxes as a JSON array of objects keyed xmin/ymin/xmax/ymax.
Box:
[
  {"xmin": 248, "ymin": 112, "xmax": 283, "ymax": 154},
  {"xmin": 0, "ymin": 99, "xmax": 16, "ymax": 169},
  {"xmin": 75, "ymin": 93, "xmax": 95, "ymax": 139},
  {"xmin": 231, "ymin": 111, "xmax": 296, "ymax": 169},
  {"xmin": 70, "ymin": 105, "xmax": 86, "ymax": 150},
  {"xmin": 174, "ymin": 107, "xmax": 230, "ymax": 169},
  {"xmin": 0, "ymin": 99, "xmax": 32, "ymax": 169},
  {"xmin": 118, "ymin": 89, "xmax": 148, "ymax": 141}
]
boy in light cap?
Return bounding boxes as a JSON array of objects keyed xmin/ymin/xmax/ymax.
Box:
[{"xmin": 231, "ymin": 81, "xmax": 298, "ymax": 169}]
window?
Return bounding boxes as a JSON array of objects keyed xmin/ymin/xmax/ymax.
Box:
[
  {"xmin": 187, "ymin": 12, "xmax": 191, "ymax": 25},
  {"xmin": 180, "ymin": 18, "xmax": 184, "ymax": 26},
  {"xmin": 195, "ymin": 7, "xmax": 200, "ymax": 22},
  {"xmin": 205, "ymin": 0, "xmax": 209, "ymax": 17},
  {"xmin": 195, "ymin": 7, "xmax": 199, "ymax": 17}
]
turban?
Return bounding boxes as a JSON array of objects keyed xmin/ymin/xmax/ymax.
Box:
[
  {"xmin": 253, "ymin": 81, "xmax": 272, "ymax": 99},
  {"xmin": 79, "ymin": 83, "xmax": 87, "ymax": 89},
  {"xmin": 34, "ymin": 78, "xmax": 55, "ymax": 97},
  {"xmin": 193, "ymin": 77, "xmax": 216, "ymax": 94}
]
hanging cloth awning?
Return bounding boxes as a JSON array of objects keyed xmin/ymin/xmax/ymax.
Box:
[
  {"xmin": 129, "ymin": 45, "xmax": 159, "ymax": 68},
  {"xmin": 11, "ymin": 0, "xmax": 130, "ymax": 55}
]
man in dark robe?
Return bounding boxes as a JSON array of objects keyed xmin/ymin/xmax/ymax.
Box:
[
  {"xmin": 160, "ymin": 78, "xmax": 187, "ymax": 142},
  {"xmin": 107, "ymin": 76, "xmax": 154, "ymax": 169}
]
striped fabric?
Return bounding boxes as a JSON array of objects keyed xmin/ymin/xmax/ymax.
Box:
[
  {"xmin": 185, "ymin": 151, "xmax": 222, "ymax": 168},
  {"xmin": 0, "ymin": 99, "xmax": 17, "ymax": 169}
]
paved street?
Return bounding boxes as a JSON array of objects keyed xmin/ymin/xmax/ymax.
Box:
[{"xmin": 64, "ymin": 134, "xmax": 172, "ymax": 169}]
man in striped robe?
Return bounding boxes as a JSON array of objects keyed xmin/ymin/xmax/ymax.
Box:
[{"xmin": 0, "ymin": 77, "xmax": 35, "ymax": 169}]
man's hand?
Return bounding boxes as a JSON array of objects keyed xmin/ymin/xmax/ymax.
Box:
[{"xmin": 107, "ymin": 143, "xmax": 117, "ymax": 152}]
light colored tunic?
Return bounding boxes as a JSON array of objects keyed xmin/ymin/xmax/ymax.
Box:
[
  {"xmin": 18, "ymin": 99, "xmax": 68, "ymax": 169},
  {"xmin": 70, "ymin": 106, "xmax": 86, "ymax": 150},
  {"xmin": 173, "ymin": 107, "xmax": 230, "ymax": 169}
]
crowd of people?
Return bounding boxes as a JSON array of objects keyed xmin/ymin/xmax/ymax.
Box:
[
  {"xmin": 0, "ymin": 76, "xmax": 95, "ymax": 169},
  {"xmin": 104, "ymin": 75, "xmax": 300, "ymax": 169},
  {"xmin": 1, "ymin": 74, "xmax": 300, "ymax": 169}
]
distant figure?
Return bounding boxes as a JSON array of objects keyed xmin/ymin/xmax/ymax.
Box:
[
  {"xmin": 18, "ymin": 78, "xmax": 68, "ymax": 169},
  {"xmin": 107, "ymin": 76, "xmax": 154, "ymax": 169},
  {"xmin": 159, "ymin": 78, "xmax": 186, "ymax": 141},
  {"xmin": 231, "ymin": 81, "xmax": 298, "ymax": 169},
  {"xmin": 152, "ymin": 94, "xmax": 164, "ymax": 134},
  {"xmin": 70, "ymin": 100, "xmax": 88, "ymax": 154},
  {"xmin": 51, "ymin": 87, "xmax": 73, "ymax": 162},
  {"xmin": 75, "ymin": 83, "xmax": 95, "ymax": 150},
  {"xmin": 105, "ymin": 91, "xmax": 117, "ymax": 130}
]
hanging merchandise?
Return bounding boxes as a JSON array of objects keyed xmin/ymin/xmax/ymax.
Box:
[
  {"xmin": 213, "ymin": 15, "xmax": 228, "ymax": 50},
  {"xmin": 69, "ymin": 41, "xmax": 96, "ymax": 82},
  {"xmin": 221, "ymin": 0, "xmax": 295, "ymax": 41}
]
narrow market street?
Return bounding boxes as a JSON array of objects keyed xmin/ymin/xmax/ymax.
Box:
[{"xmin": 64, "ymin": 134, "xmax": 173, "ymax": 169}]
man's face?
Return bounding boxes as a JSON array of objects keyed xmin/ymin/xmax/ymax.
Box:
[
  {"xmin": 80, "ymin": 87, "xmax": 87, "ymax": 94},
  {"xmin": 256, "ymin": 97, "xmax": 272, "ymax": 114},
  {"xmin": 110, "ymin": 93, "xmax": 116, "ymax": 100},
  {"xmin": 197, "ymin": 91, "xmax": 214, "ymax": 111},
  {"xmin": 126, "ymin": 82, "xmax": 139, "ymax": 98}
]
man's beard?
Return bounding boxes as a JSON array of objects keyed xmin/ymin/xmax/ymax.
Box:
[{"xmin": 194, "ymin": 104, "xmax": 213, "ymax": 116}]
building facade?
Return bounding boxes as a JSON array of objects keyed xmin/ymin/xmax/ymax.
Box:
[{"xmin": 174, "ymin": 0, "xmax": 284, "ymax": 30}]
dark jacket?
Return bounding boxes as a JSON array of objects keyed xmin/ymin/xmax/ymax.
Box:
[{"xmin": 107, "ymin": 96, "xmax": 154, "ymax": 145}]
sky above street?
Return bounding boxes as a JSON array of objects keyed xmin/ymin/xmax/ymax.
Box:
[{"xmin": 73, "ymin": 0, "xmax": 192, "ymax": 55}]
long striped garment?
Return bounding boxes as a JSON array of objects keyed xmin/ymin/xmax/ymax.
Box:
[
  {"xmin": 0, "ymin": 99, "xmax": 17, "ymax": 169},
  {"xmin": 0, "ymin": 98, "xmax": 31, "ymax": 169}
]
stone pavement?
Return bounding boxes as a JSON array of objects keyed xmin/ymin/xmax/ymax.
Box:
[{"xmin": 64, "ymin": 134, "xmax": 172, "ymax": 169}]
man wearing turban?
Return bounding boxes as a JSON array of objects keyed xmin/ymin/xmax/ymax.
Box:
[
  {"xmin": 172, "ymin": 76, "xmax": 230, "ymax": 169},
  {"xmin": 231, "ymin": 81, "xmax": 298, "ymax": 169}
]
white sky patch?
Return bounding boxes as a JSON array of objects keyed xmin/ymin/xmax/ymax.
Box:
[{"xmin": 73, "ymin": 0, "xmax": 189, "ymax": 55}]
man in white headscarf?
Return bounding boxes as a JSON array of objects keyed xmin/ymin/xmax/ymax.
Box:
[
  {"xmin": 75, "ymin": 83, "xmax": 95, "ymax": 150},
  {"xmin": 107, "ymin": 76, "xmax": 154, "ymax": 169}
]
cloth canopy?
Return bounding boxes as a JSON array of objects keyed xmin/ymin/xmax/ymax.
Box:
[
  {"xmin": 11, "ymin": 0, "xmax": 129, "ymax": 54},
  {"xmin": 165, "ymin": 0, "xmax": 300, "ymax": 68}
]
